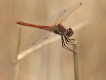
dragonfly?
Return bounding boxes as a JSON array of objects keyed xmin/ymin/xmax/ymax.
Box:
[{"xmin": 16, "ymin": 2, "xmax": 82, "ymax": 52}]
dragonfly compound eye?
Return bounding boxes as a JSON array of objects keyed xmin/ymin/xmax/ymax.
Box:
[{"xmin": 67, "ymin": 28, "xmax": 73, "ymax": 37}]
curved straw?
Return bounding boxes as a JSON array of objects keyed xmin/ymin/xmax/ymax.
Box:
[{"xmin": 15, "ymin": 19, "xmax": 91, "ymax": 62}]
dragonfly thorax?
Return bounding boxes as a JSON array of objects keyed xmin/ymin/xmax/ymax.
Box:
[{"xmin": 53, "ymin": 24, "xmax": 73, "ymax": 37}]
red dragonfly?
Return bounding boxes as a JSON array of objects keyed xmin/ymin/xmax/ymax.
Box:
[{"xmin": 16, "ymin": 2, "xmax": 82, "ymax": 52}]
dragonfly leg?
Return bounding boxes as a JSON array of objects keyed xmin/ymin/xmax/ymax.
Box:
[
  {"xmin": 64, "ymin": 36, "xmax": 75, "ymax": 45},
  {"xmin": 61, "ymin": 36, "xmax": 73, "ymax": 52}
]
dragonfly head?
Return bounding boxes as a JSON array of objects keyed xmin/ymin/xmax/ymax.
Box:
[{"xmin": 66, "ymin": 28, "xmax": 74, "ymax": 37}]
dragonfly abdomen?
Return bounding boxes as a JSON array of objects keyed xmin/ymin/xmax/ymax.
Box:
[{"xmin": 16, "ymin": 21, "xmax": 52, "ymax": 31}]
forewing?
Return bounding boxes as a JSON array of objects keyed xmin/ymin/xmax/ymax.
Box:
[
  {"xmin": 42, "ymin": 10, "xmax": 65, "ymax": 26},
  {"xmin": 55, "ymin": 2, "xmax": 82, "ymax": 25}
]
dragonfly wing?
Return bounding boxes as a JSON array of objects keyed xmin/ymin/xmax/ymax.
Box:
[
  {"xmin": 55, "ymin": 2, "xmax": 82, "ymax": 25},
  {"xmin": 26, "ymin": 28, "xmax": 50, "ymax": 46},
  {"xmin": 41, "ymin": 2, "xmax": 82, "ymax": 31},
  {"xmin": 42, "ymin": 10, "xmax": 65, "ymax": 26}
]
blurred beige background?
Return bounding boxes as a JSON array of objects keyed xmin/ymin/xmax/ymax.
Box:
[{"xmin": 0, "ymin": 0, "xmax": 106, "ymax": 80}]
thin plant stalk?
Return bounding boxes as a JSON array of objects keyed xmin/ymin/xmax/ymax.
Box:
[
  {"xmin": 73, "ymin": 40, "xmax": 79, "ymax": 80},
  {"xmin": 13, "ymin": 29, "xmax": 21, "ymax": 80}
]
